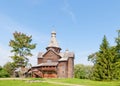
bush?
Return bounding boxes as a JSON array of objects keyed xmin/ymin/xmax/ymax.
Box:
[
  {"xmin": 0, "ymin": 68, "xmax": 10, "ymax": 77},
  {"xmin": 74, "ymin": 64, "xmax": 92, "ymax": 79},
  {"xmin": 3, "ymin": 62, "xmax": 15, "ymax": 76}
]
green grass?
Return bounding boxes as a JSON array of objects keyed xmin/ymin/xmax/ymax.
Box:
[
  {"xmin": 0, "ymin": 79, "xmax": 64, "ymax": 86},
  {"xmin": 0, "ymin": 78, "xmax": 120, "ymax": 86},
  {"xmin": 47, "ymin": 78, "xmax": 120, "ymax": 86}
]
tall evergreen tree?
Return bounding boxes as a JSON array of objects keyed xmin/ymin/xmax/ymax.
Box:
[
  {"xmin": 115, "ymin": 30, "xmax": 120, "ymax": 54},
  {"xmin": 90, "ymin": 36, "xmax": 115, "ymax": 80},
  {"xmin": 114, "ymin": 30, "xmax": 120, "ymax": 79},
  {"xmin": 88, "ymin": 30, "xmax": 120, "ymax": 80},
  {"xmin": 9, "ymin": 31, "xmax": 36, "ymax": 68}
]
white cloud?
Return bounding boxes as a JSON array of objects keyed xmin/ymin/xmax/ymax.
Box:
[{"xmin": 62, "ymin": 0, "xmax": 77, "ymax": 24}]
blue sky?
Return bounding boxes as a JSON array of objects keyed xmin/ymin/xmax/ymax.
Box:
[{"xmin": 0, "ymin": 0, "xmax": 119, "ymax": 66}]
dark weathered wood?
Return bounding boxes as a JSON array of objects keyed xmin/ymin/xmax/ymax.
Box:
[{"xmin": 32, "ymin": 31, "xmax": 74, "ymax": 78}]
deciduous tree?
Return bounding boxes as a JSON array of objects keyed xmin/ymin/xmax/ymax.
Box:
[
  {"xmin": 74, "ymin": 64, "xmax": 92, "ymax": 79},
  {"xmin": 3, "ymin": 62, "xmax": 15, "ymax": 76},
  {"xmin": 9, "ymin": 31, "xmax": 36, "ymax": 67}
]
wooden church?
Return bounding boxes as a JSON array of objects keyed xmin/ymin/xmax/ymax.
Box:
[{"xmin": 32, "ymin": 31, "xmax": 75, "ymax": 78}]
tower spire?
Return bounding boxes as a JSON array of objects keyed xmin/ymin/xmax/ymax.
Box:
[
  {"xmin": 46, "ymin": 31, "xmax": 61, "ymax": 51},
  {"xmin": 51, "ymin": 31, "xmax": 56, "ymax": 37}
]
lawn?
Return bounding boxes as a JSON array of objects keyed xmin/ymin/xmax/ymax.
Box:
[
  {"xmin": 0, "ymin": 78, "xmax": 120, "ymax": 86},
  {"xmin": 0, "ymin": 79, "xmax": 64, "ymax": 86},
  {"xmin": 47, "ymin": 78, "xmax": 120, "ymax": 86}
]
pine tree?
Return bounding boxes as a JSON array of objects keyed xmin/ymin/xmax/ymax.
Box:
[
  {"xmin": 88, "ymin": 30, "xmax": 120, "ymax": 80},
  {"xmin": 116, "ymin": 30, "xmax": 120, "ymax": 54},
  {"xmin": 91, "ymin": 35, "xmax": 115, "ymax": 80},
  {"xmin": 114, "ymin": 30, "xmax": 120, "ymax": 79}
]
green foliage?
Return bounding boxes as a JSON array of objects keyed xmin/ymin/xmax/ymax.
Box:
[
  {"xmin": 88, "ymin": 30, "xmax": 120, "ymax": 81},
  {"xmin": 0, "ymin": 66, "xmax": 2, "ymax": 70},
  {"xmin": 3, "ymin": 62, "xmax": 15, "ymax": 76},
  {"xmin": 74, "ymin": 64, "xmax": 92, "ymax": 79},
  {"xmin": 114, "ymin": 30, "xmax": 120, "ymax": 79},
  {"xmin": 89, "ymin": 36, "xmax": 116, "ymax": 80},
  {"xmin": 9, "ymin": 31, "xmax": 36, "ymax": 67},
  {"xmin": 88, "ymin": 52, "xmax": 97, "ymax": 64},
  {"xmin": 115, "ymin": 30, "xmax": 120, "ymax": 53},
  {"xmin": 0, "ymin": 66, "xmax": 10, "ymax": 77}
]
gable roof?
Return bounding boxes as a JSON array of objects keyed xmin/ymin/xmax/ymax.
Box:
[
  {"xmin": 38, "ymin": 49, "xmax": 74, "ymax": 61},
  {"xmin": 59, "ymin": 51, "xmax": 74, "ymax": 61},
  {"xmin": 38, "ymin": 48, "xmax": 61, "ymax": 58}
]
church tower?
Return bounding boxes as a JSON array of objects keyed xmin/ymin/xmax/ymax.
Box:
[
  {"xmin": 32, "ymin": 31, "xmax": 74, "ymax": 78},
  {"xmin": 46, "ymin": 31, "xmax": 61, "ymax": 53}
]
